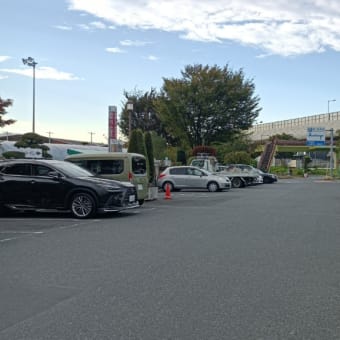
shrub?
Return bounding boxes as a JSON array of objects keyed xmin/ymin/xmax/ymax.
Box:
[{"xmin": 2, "ymin": 151, "xmax": 25, "ymax": 159}]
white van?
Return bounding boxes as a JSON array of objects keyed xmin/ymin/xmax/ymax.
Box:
[{"xmin": 65, "ymin": 152, "xmax": 149, "ymax": 205}]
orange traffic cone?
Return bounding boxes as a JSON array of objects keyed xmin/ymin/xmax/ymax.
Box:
[{"xmin": 164, "ymin": 183, "xmax": 172, "ymax": 200}]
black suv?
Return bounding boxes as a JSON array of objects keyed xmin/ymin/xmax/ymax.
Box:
[{"xmin": 0, "ymin": 159, "xmax": 139, "ymax": 218}]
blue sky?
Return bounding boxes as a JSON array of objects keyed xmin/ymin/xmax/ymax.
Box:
[{"xmin": 1, "ymin": 0, "xmax": 340, "ymax": 143}]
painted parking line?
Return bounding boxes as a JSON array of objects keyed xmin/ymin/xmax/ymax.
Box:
[
  {"xmin": 0, "ymin": 219, "xmax": 101, "ymax": 243},
  {"xmin": 0, "ymin": 231, "xmax": 44, "ymax": 234},
  {"xmin": 0, "ymin": 238, "xmax": 16, "ymax": 243}
]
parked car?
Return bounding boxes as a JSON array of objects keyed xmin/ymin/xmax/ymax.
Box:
[
  {"xmin": 65, "ymin": 152, "xmax": 149, "ymax": 206},
  {"xmin": 257, "ymin": 169, "xmax": 278, "ymax": 183},
  {"xmin": 157, "ymin": 166, "xmax": 231, "ymax": 192},
  {"xmin": 223, "ymin": 164, "xmax": 263, "ymax": 186},
  {"xmin": 0, "ymin": 159, "xmax": 139, "ymax": 218}
]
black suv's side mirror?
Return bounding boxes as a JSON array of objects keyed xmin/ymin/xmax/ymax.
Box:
[{"xmin": 48, "ymin": 171, "xmax": 61, "ymax": 180}]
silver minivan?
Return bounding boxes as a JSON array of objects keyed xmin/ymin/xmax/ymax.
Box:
[{"xmin": 157, "ymin": 166, "xmax": 231, "ymax": 192}]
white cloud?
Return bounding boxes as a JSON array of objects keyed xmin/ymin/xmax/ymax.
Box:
[
  {"xmin": 0, "ymin": 75, "xmax": 8, "ymax": 79},
  {"xmin": 120, "ymin": 39, "xmax": 151, "ymax": 47},
  {"xmin": 0, "ymin": 56, "xmax": 11, "ymax": 62},
  {"xmin": 67, "ymin": 0, "xmax": 340, "ymax": 56},
  {"xmin": 145, "ymin": 55, "xmax": 159, "ymax": 61},
  {"xmin": 77, "ymin": 23, "xmax": 91, "ymax": 30},
  {"xmin": 106, "ymin": 47, "xmax": 126, "ymax": 53},
  {"xmin": 0, "ymin": 67, "xmax": 80, "ymax": 80},
  {"xmin": 76, "ymin": 21, "xmax": 107, "ymax": 31},
  {"xmin": 90, "ymin": 21, "xmax": 107, "ymax": 29},
  {"xmin": 54, "ymin": 25, "xmax": 73, "ymax": 31}
]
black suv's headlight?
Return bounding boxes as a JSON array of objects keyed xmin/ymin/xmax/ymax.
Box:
[{"xmin": 98, "ymin": 184, "xmax": 122, "ymax": 192}]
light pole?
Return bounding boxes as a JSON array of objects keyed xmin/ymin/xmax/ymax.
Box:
[
  {"xmin": 328, "ymin": 99, "xmax": 336, "ymax": 120},
  {"xmin": 22, "ymin": 57, "xmax": 38, "ymax": 133},
  {"xmin": 127, "ymin": 101, "xmax": 133, "ymax": 139}
]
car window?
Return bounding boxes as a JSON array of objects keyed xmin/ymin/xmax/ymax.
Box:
[
  {"xmin": 51, "ymin": 161, "xmax": 94, "ymax": 177},
  {"xmin": 132, "ymin": 156, "xmax": 146, "ymax": 175},
  {"xmin": 191, "ymin": 168, "xmax": 203, "ymax": 176},
  {"xmin": 1, "ymin": 163, "xmax": 31, "ymax": 175},
  {"xmin": 191, "ymin": 160, "xmax": 205, "ymax": 168},
  {"xmin": 83, "ymin": 160, "xmax": 124, "ymax": 175},
  {"xmin": 169, "ymin": 167, "xmax": 187, "ymax": 175},
  {"xmin": 32, "ymin": 164, "xmax": 53, "ymax": 177},
  {"xmin": 101, "ymin": 160, "xmax": 124, "ymax": 174}
]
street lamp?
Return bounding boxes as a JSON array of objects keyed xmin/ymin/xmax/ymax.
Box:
[
  {"xmin": 22, "ymin": 57, "xmax": 38, "ymax": 133},
  {"xmin": 328, "ymin": 99, "xmax": 336, "ymax": 120},
  {"xmin": 127, "ymin": 101, "xmax": 133, "ymax": 139}
]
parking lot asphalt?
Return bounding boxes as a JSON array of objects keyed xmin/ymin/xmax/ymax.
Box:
[
  {"xmin": 0, "ymin": 176, "xmax": 336, "ymax": 243},
  {"xmin": 1, "ymin": 177, "xmax": 340, "ymax": 339}
]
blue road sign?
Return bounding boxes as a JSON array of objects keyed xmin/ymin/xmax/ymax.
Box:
[{"xmin": 306, "ymin": 127, "xmax": 325, "ymax": 146}]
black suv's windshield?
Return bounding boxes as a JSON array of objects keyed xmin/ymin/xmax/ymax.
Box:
[{"xmin": 51, "ymin": 161, "xmax": 94, "ymax": 177}]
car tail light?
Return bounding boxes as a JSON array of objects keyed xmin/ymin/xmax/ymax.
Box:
[
  {"xmin": 158, "ymin": 173, "xmax": 166, "ymax": 179},
  {"xmin": 128, "ymin": 172, "xmax": 133, "ymax": 182}
]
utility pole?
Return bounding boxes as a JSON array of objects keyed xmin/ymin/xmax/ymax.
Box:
[
  {"xmin": 89, "ymin": 132, "xmax": 95, "ymax": 145},
  {"xmin": 46, "ymin": 131, "xmax": 53, "ymax": 144}
]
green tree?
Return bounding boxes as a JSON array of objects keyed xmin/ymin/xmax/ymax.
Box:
[
  {"xmin": 155, "ymin": 64, "xmax": 261, "ymax": 148},
  {"xmin": 145, "ymin": 131, "xmax": 155, "ymax": 184},
  {"xmin": 127, "ymin": 129, "xmax": 146, "ymax": 156},
  {"xmin": 150, "ymin": 133, "xmax": 168, "ymax": 160},
  {"xmin": 119, "ymin": 89, "xmax": 173, "ymax": 143},
  {"xmin": 14, "ymin": 132, "xmax": 51, "ymax": 158},
  {"xmin": 224, "ymin": 151, "xmax": 253, "ymax": 165},
  {"xmin": 212, "ymin": 132, "xmax": 257, "ymax": 163},
  {"xmin": 0, "ymin": 97, "xmax": 16, "ymax": 127}
]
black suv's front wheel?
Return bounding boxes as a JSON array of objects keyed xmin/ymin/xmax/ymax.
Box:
[{"xmin": 70, "ymin": 192, "xmax": 96, "ymax": 219}]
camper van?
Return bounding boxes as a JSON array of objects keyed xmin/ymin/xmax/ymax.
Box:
[{"xmin": 65, "ymin": 152, "xmax": 148, "ymax": 205}]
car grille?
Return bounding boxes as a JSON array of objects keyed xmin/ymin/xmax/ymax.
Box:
[
  {"xmin": 124, "ymin": 187, "xmax": 137, "ymax": 204},
  {"xmin": 105, "ymin": 186, "xmax": 137, "ymax": 209}
]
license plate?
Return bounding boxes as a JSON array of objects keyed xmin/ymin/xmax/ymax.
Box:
[
  {"xmin": 129, "ymin": 195, "xmax": 135, "ymax": 202},
  {"xmin": 137, "ymin": 184, "xmax": 143, "ymax": 190}
]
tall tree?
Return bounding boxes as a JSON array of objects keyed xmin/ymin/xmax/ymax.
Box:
[
  {"xmin": 119, "ymin": 89, "xmax": 173, "ymax": 142},
  {"xmin": 155, "ymin": 64, "xmax": 261, "ymax": 148},
  {"xmin": 144, "ymin": 131, "xmax": 155, "ymax": 184},
  {"xmin": 0, "ymin": 97, "xmax": 16, "ymax": 127},
  {"xmin": 127, "ymin": 129, "xmax": 146, "ymax": 156}
]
